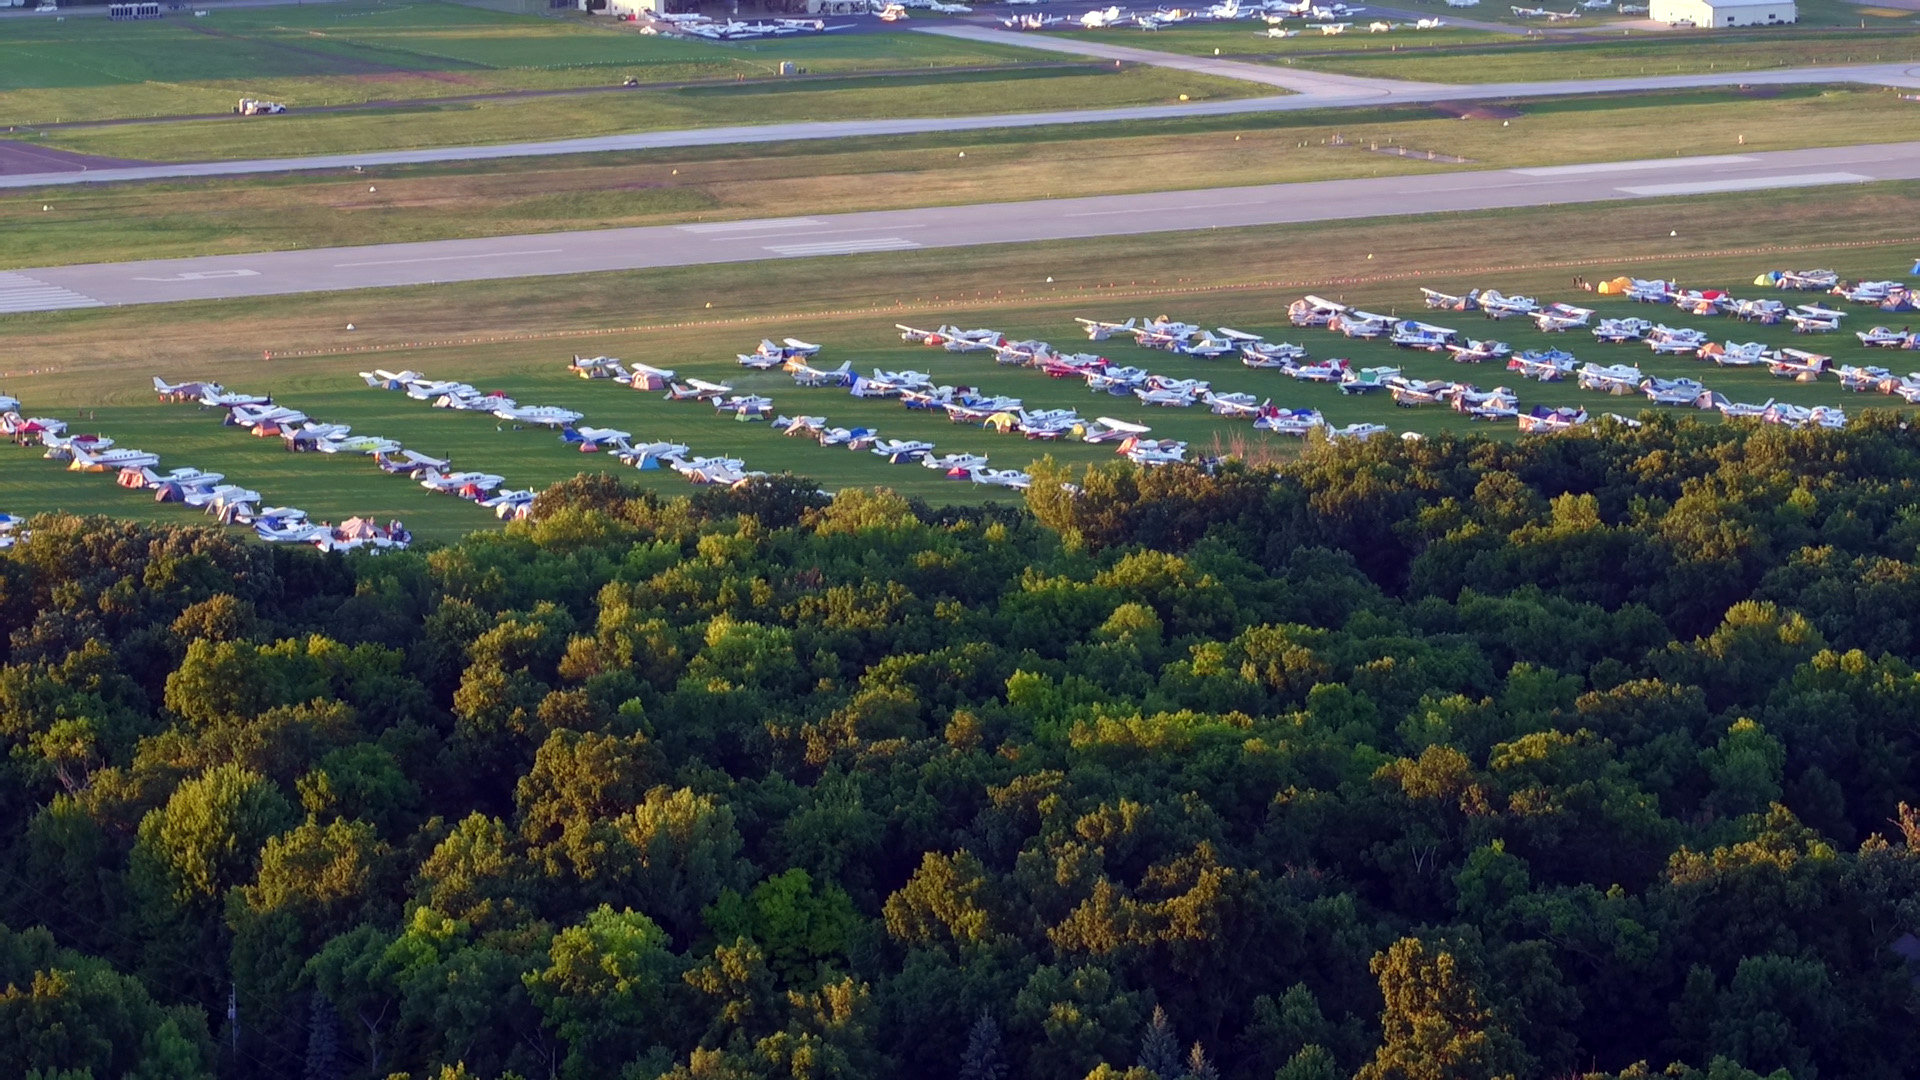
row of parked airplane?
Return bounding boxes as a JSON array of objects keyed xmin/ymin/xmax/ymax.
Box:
[
  {"xmin": 1069, "ymin": 0, "xmax": 1366, "ymax": 29},
  {"xmin": 1761, "ymin": 270, "xmax": 1918, "ymax": 312},
  {"xmin": 652, "ymin": 12, "xmax": 846, "ymax": 39},
  {"xmin": 1614, "ymin": 278, "xmax": 1850, "ymax": 332}
]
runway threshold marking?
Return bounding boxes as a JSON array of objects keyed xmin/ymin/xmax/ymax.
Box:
[
  {"xmin": 679, "ymin": 218, "xmax": 823, "ymax": 234},
  {"xmin": 333, "ymin": 248, "xmax": 565, "ymax": 268},
  {"xmin": 1512, "ymin": 155, "xmax": 1757, "ymax": 177},
  {"xmin": 0, "ymin": 271, "xmax": 105, "ymax": 313}
]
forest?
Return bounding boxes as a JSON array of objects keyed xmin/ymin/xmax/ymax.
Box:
[{"xmin": 5, "ymin": 412, "xmax": 1920, "ymax": 1080}]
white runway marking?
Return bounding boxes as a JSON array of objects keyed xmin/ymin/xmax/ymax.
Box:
[
  {"xmin": 0, "ymin": 271, "xmax": 104, "ymax": 313},
  {"xmin": 1616, "ymin": 171, "xmax": 1872, "ymax": 196},
  {"xmin": 680, "ymin": 218, "xmax": 823, "ymax": 234},
  {"xmin": 1511, "ymin": 155, "xmax": 1757, "ymax": 177},
  {"xmin": 765, "ymin": 238, "xmax": 923, "ymax": 256},
  {"xmin": 333, "ymin": 248, "xmax": 564, "ymax": 268}
]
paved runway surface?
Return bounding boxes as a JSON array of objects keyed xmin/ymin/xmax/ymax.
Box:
[
  {"xmin": 5, "ymin": 60, "xmax": 1919, "ymax": 191},
  {"xmin": 7, "ymin": 142, "xmax": 1917, "ymax": 314}
]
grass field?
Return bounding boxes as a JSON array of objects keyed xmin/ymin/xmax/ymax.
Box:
[
  {"xmin": 1299, "ymin": 27, "xmax": 1920, "ymax": 81},
  {"xmin": 11, "ymin": 86, "xmax": 1918, "ymax": 269},
  {"xmin": 0, "ymin": 2, "xmax": 1073, "ymax": 125},
  {"xmin": 3, "ymin": 183, "xmax": 1916, "ymax": 539}
]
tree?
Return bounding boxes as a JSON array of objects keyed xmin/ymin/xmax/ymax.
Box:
[
  {"xmin": 959, "ymin": 1010, "xmax": 1007, "ymax": 1080},
  {"xmin": 1356, "ymin": 937, "xmax": 1529, "ymax": 1080},
  {"xmin": 524, "ymin": 905, "xmax": 678, "ymax": 1080},
  {"xmin": 1137, "ymin": 1005, "xmax": 1182, "ymax": 1079}
]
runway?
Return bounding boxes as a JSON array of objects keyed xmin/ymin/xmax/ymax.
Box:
[
  {"xmin": 5, "ymin": 60, "xmax": 1920, "ymax": 191},
  {"xmin": 6, "ymin": 141, "xmax": 1917, "ymax": 314}
]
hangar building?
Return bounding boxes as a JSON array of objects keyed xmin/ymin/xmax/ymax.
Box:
[{"xmin": 1650, "ymin": 0, "xmax": 1796, "ymax": 26}]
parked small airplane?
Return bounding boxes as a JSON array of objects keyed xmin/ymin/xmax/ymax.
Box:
[
  {"xmin": 1074, "ymin": 317, "xmax": 1137, "ymax": 340},
  {"xmin": 1447, "ymin": 339, "xmax": 1511, "ymax": 363},
  {"xmin": 1767, "ymin": 349, "xmax": 1831, "ymax": 381},
  {"xmin": 1516, "ymin": 405, "xmax": 1588, "ymax": 434},
  {"xmin": 1532, "ymin": 304, "xmax": 1594, "ymax": 332},
  {"xmin": 665, "ymin": 379, "xmax": 732, "ymax": 401},
  {"xmin": 1390, "ymin": 321, "xmax": 1458, "ymax": 351},
  {"xmin": 791, "ymin": 360, "xmax": 855, "ymax": 387},
  {"xmin": 1642, "ymin": 377, "xmax": 1707, "ymax": 406},
  {"xmin": 1421, "ymin": 287, "xmax": 1480, "ymax": 312},
  {"xmin": 1702, "ymin": 341, "xmax": 1768, "ymax": 366},
  {"xmin": 1786, "ymin": 305, "xmax": 1845, "ymax": 333},
  {"xmin": 1478, "ymin": 290, "xmax": 1538, "ymax": 318},
  {"xmin": 1858, "ymin": 326, "xmax": 1916, "ymax": 348},
  {"xmin": 1592, "ymin": 318, "xmax": 1653, "ymax": 343},
  {"xmin": 1507, "ymin": 349, "xmax": 1578, "ymax": 381},
  {"xmin": 1577, "ymin": 363, "xmax": 1642, "ymax": 395}
]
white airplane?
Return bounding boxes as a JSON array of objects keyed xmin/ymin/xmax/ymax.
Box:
[
  {"xmin": 1478, "ymin": 290, "xmax": 1538, "ymax": 318},
  {"xmin": 1087, "ymin": 367, "xmax": 1150, "ymax": 393},
  {"xmin": 871, "ymin": 439, "xmax": 935, "ymax": 463},
  {"xmin": 1180, "ymin": 332, "xmax": 1239, "ymax": 358},
  {"xmin": 1447, "ymin": 339, "xmax": 1511, "ymax": 363},
  {"xmin": 1390, "ymin": 321, "xmax": 1457, "ymax": 350},
  {"xmin": 1081, "ymin": 417, "xmax": 1152, "ymax": 444},
  {"xmin": 1858, "ymin": 326, "xmax": 1916, "ymax": 348},
  {"xmin": 494, "ymin": 405, "xmax": 583, "ymax": 428},
  {"xmin": 628, "ymin": 362, "xmax": 678, "ymax": 390},
  {"xmin": 924, "ymin": 452, "xmax": 990, "ymax": 474},
  {"xmin": 1289, "ymin": 295, "xmax": 1348, "ymax": 327},
  {"xmin": 1422, "ymin": 288, "xmax": 1480, "ymax": 312},
  {"xmin": 618, "ymin": 442, "xmax": 690, "ymax": 469},
  {"xmin": 1444, "ymin": 0, "xmax": 1478, "ymax": 7},
  {"xmin": 1642, "ymin": 377, "xmax": 1707, "ymax": 406},
  {"xmin": 1775, "ymin": 269, "xmax": 1839, "ymax": 291},
  {"xmin": 1074, "ymin": 317, "xmax": 1135, "ymax": 341},
  {"xmin": 879, "ymin": 2, "xmax": 910, "ymax": 19},
  {"xmin": 666, "ymin": 379, "xmax": 732, "ymax": 401},
  {"xmin": 1264, "ymin": 25, "xmax": 1300, "ymax": 35},
  {"xmin": 201, "ymin": 388, "xmax": 273, "ymax": 409},
  {"xmin": 1454, "ymin": 387, "xmax": 1521, "ymax": 421},
  {"xmin": 1123, "ymin": 439, "xmax": 1188, "ymax": 466},
  {"xmin": 1544, "ymin": 8, "xmax": 1581, "ymax": 19},
  {"xmin": 1835, "ymin": 364, "xmax": 1893, "ymax": 392},
  {"xmin": 1254, "ymin": 407, "xmax": 1327, "ymax": 435},
  {"xmin": 1729, "ymin": 298, "xmax": 1787, "ymax": 324},
  {"xmin": 1411, "ymin": 16, "xmax": 1445, "ymax": 26},
  {"xmin": 1340, "ymin": 366, "xmax": 1400, "ymax": 394},
  {"xmin": 791, "ymin": 360, "xmax": 855, "ymax": 387},
  {"xmin": 374, "ymin": 449, "xmax": 450, "ymax": 475},
  {"xmin": 1706, "ymin": 395, "xmax": 1774, "ymax": 419},
  {"xmin": 1532, "ymin": 304, "xmax": 1594, "ymax": 332},
  {"xmin": 321, "ymin": 435, "xmax": 402, "ymax": 455},
  {"xmin": 1309, "ymin": 2, "xmax": 1361, "ymax": 15},
  {"xmin": 1242, "ymin": 341, "xmax": 1309, "ymax": 368},
  {"xmin": 1367, "ymin": 19, "xmax": 1392, "ymax": 30},
  {"xmin": 1388, "ymin": 379, "xmax": 1458, "ymax": 407},
  {"xmin": 1290, "ymin": 358, "xmax": 1351, "ymax": 383},
  {"xmin": 421, "ymin": 471, "xmax": 504, "ymax": 495},
  {"xmin": 1579, "ymin": 0, "xmax": 1610, "ymax": 7},
  {"xmin": 569, "ymin": 426, "xmax": 632, "ymax": 447},
  {"xmin": 1308, "ymin": 21, "xmax": 1350, "ymax": 32},
  {"xmin": 1763, "ymin": 403, "xmax": 1845, "ymax": 430},
  {"xmin": 971, "ymin": 468, "xmax": 1031, "ymax": 489},
  {"xmin": 1786, "ymin": 305, "xmax": 1846, "ymax": 333},
  {"xmin": 1328, "ymin": 423, "xmax": 1390, "ymax": 441},
  {"xmin": 154, "ymin": 376, "xmax": 224, "ymax": 400},
  {"xmin": 1081, "ymin": 4, "xmax": 1125, "ymax": 25},
  {"xmin": 1203, "ymin": 391, "xmax": 1265, "ymax": 418},
  {"xmin": 820, "ymin": 427, "xmax": 880, "ymax": 449},
  {"xmin": 1624, "ymin": 279, "xmax": 1675, "ymax": 304},
  {"xmin": 1703, "ymin": 341, "xmax": 1768, "ymax": 367},
  {"xmin": 232, "ymin": 404, "xmax": 310, "ymax": 430},
  {"xmin": 1646, "ymin": 325, "xmax": 1709, "ymax": 355},
  {"xmin": 1332, "ymin": 311, "xmax": 1396, "ymax": 339},
  {"xmin": 1593, "ymin": 318, "xmax": 1653, "ymax": 343},
  {"xmin": 1507, "ymin": 350, "xmax": 1579, "ymax": 381},
  {"xmin": 402, "ymin": 379, "xmax": 472, "ymax": 401},
  {"xmin": 570, "ymin": 355, "xmax": 629, "ymax": 380},
  {"xmin": 773, "ymin": 415, "xmax": 829, "ymax": 437},
  {"xmin": 1577, "ymin": 363, "xmax": 1642, "ymax": 394},
  {"xmin": 1767, "ymin": 349, "xmax": 1831, "ymax": 381},
  {"xmin": 1517, "ymin": 406, "xmax": 1588, "ymax": 434},
  {"xmin": 715, "ymin": 394, "xmax": 776, "ymax": 418},
  {"xmin": 869, "ymin": 369, "xmax": 936, "ymax": 392}
]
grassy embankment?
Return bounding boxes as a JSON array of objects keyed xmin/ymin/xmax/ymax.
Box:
[
  {"xmin": 9, "ymin": 86, "xmax": 1919, "ymax": 269},
  {"xmin": 2, "ymin": 183, "xmax": 1916, "ymax": 537}
]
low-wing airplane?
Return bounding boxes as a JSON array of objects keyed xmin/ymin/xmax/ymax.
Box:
[
  {"xmin": 1478, "ymin": 290, "xmax": 1539, "ymax": 318},
  {"xmin": 714, "ymin": 394, "xmax": 776, "ymax": 419},
  {"xmin": 1087, "ymin": 366, "xmax": 1150, "ymax": 394},
  {"xmin": 1646, "ymin": 325, "xmax": 1709, "ymax": 355},
  {"xmin": 1577, "ymin": 363, "xmax": 1642, "ymax": 394},
  {"xmin": 1411, "ymin": 16, "xmax": 1446, "ymax": 26},
  {"xmin": 1702, "ymin": 341, "xmax": 1768, "ymax": 366},
  {"xmin": 1729, "ymin": 298, "xmax": 1787, "ymax": 324},
  {"xmin": 1642, "ymin": 377, "xmax": 1707, "ymax": 406},
  {"xmin": 1507, "ymin": 349, "xmax": 1578, "ymax": 381},
  {"xmin": 1291, "ymin": 358, "xmax": 1351, "ymax": 383},
  {"xmin": 1136, "ymin": 386, "xmax": 1199, "ymax": 407},
  {"xmin": 1835, "ymin": 365, "xmax": 1893, "ymax": 393},
  {"xmin": 1123, "ymin": 438, "xmax": 1188, "ymax": 466},
  {"xmin": 1762, "ymin": 402, "xmax": 1845, "ymax": 430},
  {"xmin": 1624, "ymin": 279, "xmax": 1675, "ymax": 304},
  {"xmin": 1332, "ymin": 311, "xmax": 1397, "ymax": 339},
  {"xmin": 1447, "ymin": 339, "xmax": 1511, "ymax": 363},
  {"xmin": 1858, "ymin": 326, "xmax": 1917, "ymax": 349},
  {"xmin": 1081, "ymin": 417, "xmax": 1152, "ymax": 444},
  {"xmin": 1178, "ymin": 332, "xmax": 1238, "ymax": 359},
  {"xmin": 971, "ymin": 468, "xmax": 1031, "ymax": 489},
  {"xmin": 1328, "ymin": 422, "xmax": 1390, "ymax": 441},
  {"xmin": 1242, "ymin": 341, "xmax": 1309, "ymax": 368},
  {"xmin": 495, "ymin": 405, "xmax": 583, "ymax": 428},
  {"xmin": 1592, "ymin": 317, "xmax": 1653, "ymax": 343},
  {"xmin": 1253, "ymin": 407, "xmax": 1328, "ymax": 435},
  {"xmin": 1339, "ymin": 365, "xmax": 1400, "ymax": 394},
  {"xmin": 1389, "ymin": 378, "xmax": 1462, "ymax": 408},
  {"xmin": 820, "ymin": 426, "xmax": 880, "ymax": 449},
  {"xmin": 570, "ymin": 355, "xmax": 630, "ymax": 380},
  {"xmin": 1773, "ymin": 268, "xmax": 1839, "ymax": 291},
  {"xmin": 154, "ymin": 376, "xmax": 224, "ymax": 401},
  {"xmin": 923, "ymin": 453, "xmax": 990, "ymax": 475},
  {"xmin": 1835, "ymin": 280, "xmax": 1906, "ymax": 304},
  {"xmin": 1203, "ymin": 391, "xmax": 1265, "ymax": 418},
  {"xmin": 871, "ymin": 439, "xmax": 936, "ymax": 464},
  {"xmin": 566, "ymin": 426, "xmax": 632, "ymax": 449},
  {"xmin": 1671, "ymin": 289, "xmax": 1730, "ymax": 317}
]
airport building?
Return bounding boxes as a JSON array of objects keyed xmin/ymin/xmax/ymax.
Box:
[{"xmin": 1650, "ymin": 0, "xmax": 1796, "ymax": 26}]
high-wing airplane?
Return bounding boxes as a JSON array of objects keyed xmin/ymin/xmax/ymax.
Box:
[
  {"xmin": 1339, "ymin": 365, "xmax": 1400, "ymax": 394},
  {"xmin": 1328, "ymin": 423, "xmax": 1390, "ymax": 441},
  {"xmin": 1074, "ymin": 317, "xmax": 1136, "ymax": 341},
  {"xmin": 1835, "ymin": 365, "xmax": 1894, "ymax": 393},
  {"xmin": 1081, "ymin": 417, "xmax": 1153, "ymax": 444},
  {"xmin": 1291, "ymin": 358, "xmax": 1351, "ymax": 382},
  {"xmin": 714, "ymin": 394, "xmax": 776, "ymax": 419},
  {"xmin": 1388, "ymin": 379, "xmax": 1459, "ymax": 408},
  {"xmin": 871, "ymin": 439, "xmax": 935, "ymax": 464},
  {"xmin": 1454, "ymin": 386, "xmax": 1521, "ymax": 421},
  {"xmin": 1533, "ymin": 304, "xmax": 1594, "ymax": 332},
  {"xmin": 772, "ymin": 415, "xmax": 828, "ymax": 437},
  {"xmin": 1422, "ymin": 287, "xmax": 1480, "ymax": 312},
  {"xmin": 1135, "ymin": 386, "xmax": 1199, "ymax": 407},
  {"xmin": 1087, "ymin": 367, "xmax": 1150, "ymax": 394},
  {"xmin": 1254, "ymin": 407, "xmax": 1328, "ymax": 435},
  {"xmin": 1624, "ymin": 279, "xmax": 1675, "ymax": 304},
  {"xmin": 666, "ymin": 379, "xmax": 732, "ymax": 401},
  {"xmin": 1767, "ymin": 348, "xmax": 1831, "ymax": 381},
  {"xmin": 1835, "ymin": 280, "xmax": 1905, "ymax": 304},
  {"xmin": 1786, "ymin": 305, "xmax": 1846, "ymax": 333},
  {"xmin": 1702, "ymin": 341, "xmax": 1768, "ymax": 366},
  {"xmin": 626, "ymin": 362, "xmax": 677, "ymax": 390},
  {"xmin": 1773, "ymin": 269, "xmax": 1839, "ymax": 291},
  {"xmin": 1390, "ymin": 321, "xmax": 1458, "ymax": 351},
  {"xmin": 619, "ymin": 442, "xmax": 691, "ymax": 469},
  {"xmin": 1729, "ymin": 298, "xmax": 1786, "ymax": 324},
  {"xmin": 1242, "ymin": 341, "xmax": 1309, "ymax": 368},
  {"xmin": 570, "ymin": 355, "xmax": 630, "ymax": 380},
  {"xmin": 971, "ymin": 468, "xmax": 1032, "ymax": 489},
  {"xmin": 154, "ymin": 377, "xmax": 224, "ymax": 401},
  {"xmin": 1203, "ymin": 391, "xmax": 1266, "ymax": 418},
  {"xmin": 1289, "ymin": 295, "xmax": 1348, "ymax": 327},
  {"xmin": 1646, "ymin": 325, "xmax": 1709, "ymax": 355},
  {"xmin": 1123, "ymin": 438, "xmax": 1188, "ymax": 466},
  {"xmin": 791, "ymin": 360, "xmax": 855, "ymax": 387},
  {"xmin": 1332, "ymin": 311, "xmax": 1396, "ymax": 339}
]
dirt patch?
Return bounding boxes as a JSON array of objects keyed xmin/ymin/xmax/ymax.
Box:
[
  {"xmin": 1734, "ymin": 84, "xmax": 1782, "ymax": 98},
  {"xmin": 0, "ymin": 140, "xmax": 149, "ymax": 176},
  {"xmin": 1429, "ymin": 101, "xmax": 1523, "ymax": 120}
]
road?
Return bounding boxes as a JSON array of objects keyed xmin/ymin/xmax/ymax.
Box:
[{"xmin": 5, "ymin": 141, "xmax": 1916, "ymax": 314}]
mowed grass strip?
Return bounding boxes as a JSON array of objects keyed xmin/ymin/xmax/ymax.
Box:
[
  {"xmin": 28, "ymin": 63, "xmax": 1249, "ymax": 161},
  {"xmin": 11, "ymin": 87, "xmax": 1920, "ymax": 270},
  {"xmin": 3, "ymin": 184, "xmax": 1917, "ymax": 537},
  {"xmin": 1300, "ymin": 28, "xmax": 1920, "ymax": 82}
]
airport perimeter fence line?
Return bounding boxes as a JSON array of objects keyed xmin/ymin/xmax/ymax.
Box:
[{"xmin": 237, "ymin": 232, "xmax": 1920, "ymax": 361}]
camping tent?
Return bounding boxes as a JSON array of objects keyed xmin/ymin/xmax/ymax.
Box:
[{"xmin": 337, "ymin": 517, "xmax": 382, "ymax": 541}]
